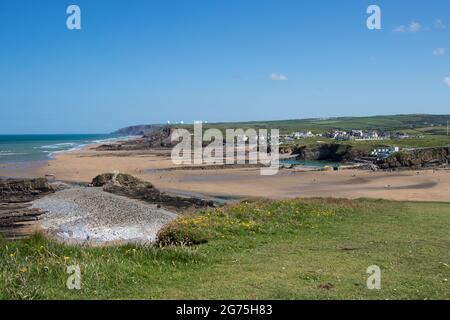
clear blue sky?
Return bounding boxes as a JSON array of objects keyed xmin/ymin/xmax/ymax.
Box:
[{"xmin": 0, "ymin": 0, "xmax": 449, "ymax": 133}]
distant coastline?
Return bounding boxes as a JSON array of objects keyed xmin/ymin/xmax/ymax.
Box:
[{"xmin": 0, "ymin": 134, "xmax": 137, "ymax": 165}]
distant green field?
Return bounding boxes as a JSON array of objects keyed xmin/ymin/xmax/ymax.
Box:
[
  {"xmin": 346, "ymin": 136, "xmax": 450, "ymax": 149},
  {"xmin": 2, "ymin": 198, "xmax": 450, "ymax": 300},
  {"xmin": 175, "ymin": 114, "xmax": 450, "ymax": 135},
  {"xmin": 280, "ymin": 136, "xmax": 450, "ymax": 154},
  {"xmin": 174, "ymin": 114, "xmax": 450, "ymax": 150}
]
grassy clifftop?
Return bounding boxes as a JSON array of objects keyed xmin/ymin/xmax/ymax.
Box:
[
  {"xmin": 174, "ymin": 114, "xmax": 450, "ymax": 134},
  {"xmin": 2, "ymin": 198, "xmax": 450, "ymax": 299}
]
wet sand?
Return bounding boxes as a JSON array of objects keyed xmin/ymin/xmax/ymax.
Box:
[{"xmin": 1, "ymin": 145, "xmax": 450, "ymax": 202}]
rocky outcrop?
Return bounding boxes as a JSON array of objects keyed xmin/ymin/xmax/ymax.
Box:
[
  {"xmin": 92, "ymin": 173, "xmax": 214, "ymax": 211},
  {"xmin": 377, "ymin": 147, "xmax": 450, "ymax": 169},
  {"xmin": 292, "ymin": 143, "xmax": 367, "ymax": 162},
  {"xmin": 99, "ymin": 126, "xmax": 175, "ymax": 151},
  {"xmin": 0, "ymin": 178, "xmax": 54, "ymax": 240},
  {"xmin": 92, "ymin": 173, "xmax": 154, "ymax": 189},
  {"xmin": 142, "ymin": 126, "xmax": 174, "ymax": 148},
  {"xmin": 113, "ymin": 124, "xmax": 162, "ymax": 136},
  {"xmin": 0, "ymin": 178, "xmax": 54, "ymax": 202}
]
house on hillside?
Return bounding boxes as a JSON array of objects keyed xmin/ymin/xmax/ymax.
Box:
[{"xmin": 371, "ymin": 146, "xmax": 400, "ymax": 160}]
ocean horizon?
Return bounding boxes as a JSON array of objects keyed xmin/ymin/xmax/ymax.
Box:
[{"xmin": 0, "ymin": 134, "xmax": 133, "ymax": 164}]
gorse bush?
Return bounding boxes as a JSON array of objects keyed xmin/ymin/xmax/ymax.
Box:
[{"xmin": 156, "ymin": 218, "xmax": 211, "ymax": 246}]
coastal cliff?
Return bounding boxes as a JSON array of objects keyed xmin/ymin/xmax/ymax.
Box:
[
  {"xmin": 291, "ymin": 143, "xmax": 368, "ymax": 162},
  {"xmin": 0, "ymin": 178, "xmax": 54, "ymax": 202},
  {"xmin": 377, "ymin": 147, "xmax": 450, "ymax": 169},
  {"xmin": 113, "ymin": 124, "xmax": 163, "ymax": 136},
  {"xmin": 100, "ymin": 126, "xmax": 175, "ymax": 151},
  {"xmin": 292, "ymin": 143, "xmax": 450, "ymax": 169}
]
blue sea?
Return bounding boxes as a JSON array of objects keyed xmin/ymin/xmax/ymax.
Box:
[{"xmin": 0, "ymin": 134, "xmax": 133, "ymax": 164}]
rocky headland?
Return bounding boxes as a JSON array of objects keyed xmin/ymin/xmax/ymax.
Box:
[
  {"xmin": 98, "ymin": 126, "xmax": 175, "ymax": 151},
  {"xmin": 377, "ymin": 146, "xmax": 450, "ymax": 169},
  {"xmin": 286, "ymin": 143, "xmax": 450, "ymax": 170}
]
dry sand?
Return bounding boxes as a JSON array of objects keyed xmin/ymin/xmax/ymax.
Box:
[{"xmin": 2, "ymin": 145, "xmax": 450, "ymax": 203}]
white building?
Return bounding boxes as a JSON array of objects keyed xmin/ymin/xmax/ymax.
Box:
[{"xmin": 371, "ymin": 146, "xmax": 400, "ymax": 160}]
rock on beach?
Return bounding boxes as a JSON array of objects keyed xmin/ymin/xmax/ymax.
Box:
[{"xmin": 32, "ymin": 186, "xmax": 177, "ymax": 244}]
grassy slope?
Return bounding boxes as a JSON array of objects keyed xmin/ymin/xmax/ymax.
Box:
[
  {"xmin": 175, "ymin": 114, "xmax": 450, "ymax": 150},
  {"xmin": 175, "ymin": 114, "xmax": 450, "ymax": 134},
  {"xmin": 281, "ymin": 136, "xmax": 450, "ymax": 155},
  {"xmin": 2, "ymin": 198, "xmax": 450, "ymax": 300}
]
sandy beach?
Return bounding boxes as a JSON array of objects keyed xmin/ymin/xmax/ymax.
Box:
[{"xmin": 2, "ymin": 145, "xmax": 449, "ymax": 203}]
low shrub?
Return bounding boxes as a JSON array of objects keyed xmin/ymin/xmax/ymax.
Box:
[
  {"xmin": 156, "ymin": 198, "xmax": 357, "ymax": 247},
  {"xmin": 156, "ymin": 217, "xmax": 211, "ymax": 246}
]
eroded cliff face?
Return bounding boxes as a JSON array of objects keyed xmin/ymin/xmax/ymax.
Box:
[
  {"xmin": 0, "ymin": 178, "xmax": 54, "ymax": 240},
  {"xmin": 292, "ymin": 143, "xmax": 367, "ymax": 162},
  {"xmin": 0, "ymin": 178, "xmax": 54, "ymax": 202},
  {"xmin": 378, "ymin": 147, "xmax": 450, "ymax": 169}
]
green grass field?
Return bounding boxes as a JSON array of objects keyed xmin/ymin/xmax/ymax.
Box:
[
  {"xmin": 175, "ymin": 114, "xmax": 450, "ymax": 152},
  {"xmin": 175, "ymin": 114, "xmax": 450, "ymax": 135},
  {"xmin": 2, "ymin": 198, "xmax": 450, "ymax": 300}
]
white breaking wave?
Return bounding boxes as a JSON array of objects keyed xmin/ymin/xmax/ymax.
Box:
[
  {"xmin": 0, "ymin": 135, "xmax": 134, "ymax": 163},
  {"xmin": 36, "ymin": 142, "xmax": 78, "ymax": 150},
  {"xmin": 47, "ymin": 136, "xmax": 134, "ymax": 158},
  {"xmin": 92, "ymin": 135, "xmax": 138, "ymax": 144},
  {"xmin": 0, "ymin": 152, "xmax": 27, "ymax": 156},
  {"xmin": 51, "ymin": 144, "xmax": 87, "ymax": 155}
]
